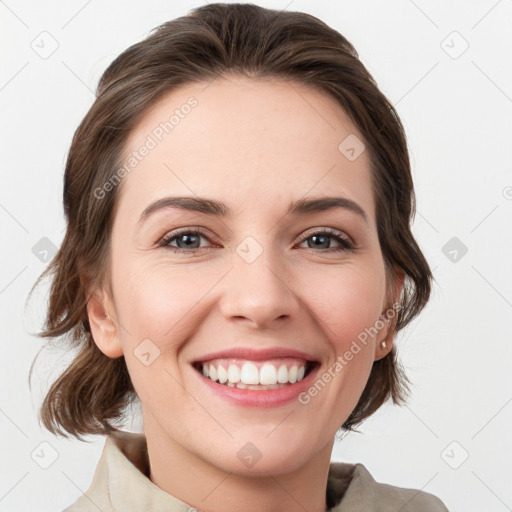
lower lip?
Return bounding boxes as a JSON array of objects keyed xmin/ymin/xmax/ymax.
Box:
[{"xmin": 194, "ymin": 364, "xmax": 320, "ymax": 408}]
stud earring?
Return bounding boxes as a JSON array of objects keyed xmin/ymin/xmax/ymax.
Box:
[{"xmin": 380, "ymin": 340, "xmax": 387, "ymax": 350}]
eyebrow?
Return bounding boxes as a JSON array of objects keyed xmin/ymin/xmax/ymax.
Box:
[{"xmin": 138, "ymin": 195, "xmax": 368, "ymax": 225}]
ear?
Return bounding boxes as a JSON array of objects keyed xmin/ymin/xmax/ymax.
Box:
[
  {"xmin": 374, "ymin": 266, "xmax": 405, "ymax": 361},
  {"xmin": 83, "ymin": 275, "xmax": 124, "ymax": 359}
]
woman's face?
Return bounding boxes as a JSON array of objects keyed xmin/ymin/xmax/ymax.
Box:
[{"xmin": 91, "ymin": 76, "xmax": 400, "ymax": 475}]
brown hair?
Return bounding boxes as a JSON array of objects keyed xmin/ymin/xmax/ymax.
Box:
[{"xmin": 29, "ymin": 2, "xmax": 432, "ymax": 440}]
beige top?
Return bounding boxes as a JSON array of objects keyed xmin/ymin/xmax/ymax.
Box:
[{"xmin": 63, "ymin": 430, "xmax": 448, "ymax": 511}]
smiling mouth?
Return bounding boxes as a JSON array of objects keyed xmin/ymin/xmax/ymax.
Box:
[{"xmin": 192, "ymin": 358, "xmax": 318, "ymax": 390}]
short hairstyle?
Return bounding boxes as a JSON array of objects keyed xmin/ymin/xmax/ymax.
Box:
[{"xmin": 29, "ymin": 2, "xmax": 432, "ymax": 439}]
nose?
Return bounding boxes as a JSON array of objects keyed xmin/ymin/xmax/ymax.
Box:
[{"xmin": 219, "ymin": 244, "xmax": 302, "ymax": 330}]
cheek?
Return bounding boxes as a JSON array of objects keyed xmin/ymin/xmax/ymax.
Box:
[
  {"xmin": 112, "ymin": 265, "xmax": 201, "ymax": 401},
  {"xmin": 112, "ymin": 261, "xmax": 212, "ymax": 350},
  {"xmin": 306, "ymin": 268, "xmax": 385, "ymax": 414},
  {"xmin": 307, "ymin": 263, "xmax": 387, "ymax": 347}
]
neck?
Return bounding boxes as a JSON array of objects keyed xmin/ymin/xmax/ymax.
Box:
[{"xmin": 144, "ymin": 418, "xmax": 333, "ymax": 512}]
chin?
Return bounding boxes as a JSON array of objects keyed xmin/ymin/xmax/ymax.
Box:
[{"xmin": 200, "ymin": 434, "xmax": 318, "ymax": 477}]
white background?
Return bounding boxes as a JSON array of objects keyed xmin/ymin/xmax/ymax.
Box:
[{"xmin": 1, "ymin": 1, "xmax": 511, "ymax": 510}]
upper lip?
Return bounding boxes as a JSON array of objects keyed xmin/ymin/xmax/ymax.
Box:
[{"xmin": 193, "ymin": 346, "xmax": 319, "ymax": 363}]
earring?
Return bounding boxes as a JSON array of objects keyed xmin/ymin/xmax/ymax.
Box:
[{"xmin": 380, "ymin": 340, "xmax": 387, "ymax": 350}]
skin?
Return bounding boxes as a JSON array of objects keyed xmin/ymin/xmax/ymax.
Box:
[{"xmin": 86, "ymin": 76, "xmax": 404, "ymax": 512}]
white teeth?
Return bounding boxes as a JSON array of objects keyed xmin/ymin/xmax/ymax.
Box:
[
  {"xmin": 259, "ymin": 363, "xmax": 277, "ymax": 385},
  {"xmin": 217, "ymin": 365, "xmax": 228, "ymax": 384},
  {"xmin": 200, "ymin": 360, "xmax": 309, "ymax": 387},
  {"xmin": 235, "ymin": 382, "xmax": 284, "ymax": 390},
  {"xmin": 277, "ymin": 364, "xmax": 288, "ymax": 383},
  {"xmin": 227, "ymin": 364, "xmax": 241, "ymax": 383},
  {"xmin": 240, "ymin": 362, "xmax": 260, "ymax": 385}
]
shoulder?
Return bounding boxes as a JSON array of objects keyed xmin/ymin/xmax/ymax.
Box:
[{"xmin": 328, "ymin": 462, "xmax": 449, "ymax": 511}]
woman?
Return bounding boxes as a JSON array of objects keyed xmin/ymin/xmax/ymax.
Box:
[{"xmin": 30, "ymin": 3, "xmax": 448, "ymax": 510}]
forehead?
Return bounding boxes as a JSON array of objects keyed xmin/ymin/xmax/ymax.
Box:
[{"xmin": 117, "ymin": 76, "xmax": 375, "ymax": 223}]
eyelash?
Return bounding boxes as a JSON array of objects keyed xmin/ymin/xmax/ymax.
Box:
[{"xmin": 157, "ymin": 227, "xmax": 355, "ymax": 253}]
